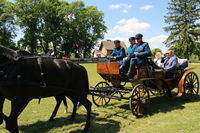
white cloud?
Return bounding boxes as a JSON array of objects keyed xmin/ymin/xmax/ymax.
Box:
[
  {"xmin": 105, "ymin": 29, "xmax": 114, "ymax": 36},
  {"xmin": 140, "ymin": 5, "xmax": 154, "ymax": 11},
  {"xmin": 114, "ymin": 18, "xmax": 150, "ymax": 34},
  {"xmin": 145, "ymin": 34, "xmax": 168, "ymax": 50},
  {"xmin": 196, "ymin": 19, "xmax": 200, "ymax": 24},
  {"xmin": 117, "ymin": 18, "xmax": 138, "ymax": 24},
  {"xmin": 109, "ymin": 4, "xmax": 132, "ymax": 9},
  {"xmin": 122, "ymin": 9, "xmax": 128, "ymax": 13}
]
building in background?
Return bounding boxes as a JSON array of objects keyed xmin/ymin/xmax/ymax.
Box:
[{"xmin": 94, "ymin": 40, "xmax": 127, "ymax": 57}]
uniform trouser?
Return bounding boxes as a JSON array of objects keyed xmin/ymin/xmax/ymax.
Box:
[
  {"xmin": 121, "ymin": 58, "xmax": 137, "ymax": 67},
  {"xmin": 110, "ymin": 59, "xmax": 123, "ymax": 65}
]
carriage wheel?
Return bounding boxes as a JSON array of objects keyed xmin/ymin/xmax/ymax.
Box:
[
  {"xmin": 183, "ymin": 72, "xmax": 199, "ymax": 99},
  {"xmin": 92, "ymin": 81, "xmax": 112, "ymax": 107},
  {"xmin": 129, "ymin": 84, "xmax": 150, "ymax": 117}
]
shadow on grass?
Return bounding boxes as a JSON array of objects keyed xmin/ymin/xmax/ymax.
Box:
[
  {"xmin": 144, "ymin": 95, "xmax": 200, "ymax": 117},
  {"xmin": 19, "ymin": 112, "xmax": 120, "ymax": 133},
  {"xmin": 117, "ymin": 93, "xmax": 200, "ymax": 117},
  {"xmin": 102, "ymin": 92, "xmax": 200, "ymax": 118}
]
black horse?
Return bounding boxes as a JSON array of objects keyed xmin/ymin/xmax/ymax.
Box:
[
  {"xmin": 0, "ymin": 49, "xmax": 72, "ymax": 122},
  {"xmin": 16, "ymin": 50, "xmax": 76, "ymax": 121},
  {"xmin": 0, "ymin": 45, "xmax": 91, "ymax": 133}
]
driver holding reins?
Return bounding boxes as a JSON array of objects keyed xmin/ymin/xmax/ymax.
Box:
[{"xmin": 107, "ymin": 40, "xmax": 126, "ymax": 65}]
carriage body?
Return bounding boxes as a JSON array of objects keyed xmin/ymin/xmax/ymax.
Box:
[{"xmin": 91, "ymin": 61, "xmax": 199, "ymax": 117}]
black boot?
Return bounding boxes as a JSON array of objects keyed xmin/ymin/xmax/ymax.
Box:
[
  {"xmin": 120, "ymin": 65, "xmax": 126, "ymax": 74},
  {"xmin": 125, "ymin": 64, "xmax": 135, "ymax": 80}
]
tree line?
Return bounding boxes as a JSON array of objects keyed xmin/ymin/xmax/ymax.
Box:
[
  {"xmin": 0, "ymin": 0, "xmax": 107, "ymax": 58},
  {"xmin": 164, "ymin": 0, "xmax": 200, "ymax": 60},
  {"xmin": 1, "ymin": 0, "xmax": 199, "ymax": 59}
]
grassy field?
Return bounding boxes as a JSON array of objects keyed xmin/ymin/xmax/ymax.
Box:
[{"xmin": 0, "ymin": 64, "xmax": 200, "ymax": 133}]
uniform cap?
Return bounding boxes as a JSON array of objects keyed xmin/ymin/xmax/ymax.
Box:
[
  {"xmin": 135, "ymin": 33, "xmax": 143, "ymax": 39},
  {"xmin": 114, "ymin": 40, "xmax": 120, "ymax": 43},
  {"xmin": 129, "ymin": 37, "xmax": 135, "ymax": 41}
]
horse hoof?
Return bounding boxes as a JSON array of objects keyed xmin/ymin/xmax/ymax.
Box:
[
  {"xmin": 48, "ymin": 118, "xmax": 54, "ymax": 121},
  {"xmin": 0, "ymin": 119, "xmax": 3, "ymax": 125},
  {"xmin": 82, "ymin": 129, "xmax": 89, "ymax": 133}
]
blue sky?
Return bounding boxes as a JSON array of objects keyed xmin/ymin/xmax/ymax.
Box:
[
  {"xmin": 66, "ymin": 0, "xmax": 171, "ymax": 51},
  {"xmin": 10, "ymin": 0, "xmax": 171, "ymax": 51}
]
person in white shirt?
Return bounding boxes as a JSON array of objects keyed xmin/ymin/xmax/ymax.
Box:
[{"xmin": 154, "ymin": 52, "xmax": 163, "ymax": 67}]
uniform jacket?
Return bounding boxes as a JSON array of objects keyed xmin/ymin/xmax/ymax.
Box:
[
  {"xmin": 163, "ymin": 55, "xmax": 178, "ymax": 72},
  {"xmin": 130, "ymin": 42, "xmax": 151, "ymax": 64},
  {"xmin": 127, "ymin": 45, "xmax": 135, "ymax": 58},
  {"xmin": 110, "ymin": 47, "xmax": 126, "ymax": 60}
]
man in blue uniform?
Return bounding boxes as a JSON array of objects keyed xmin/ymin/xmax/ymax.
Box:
[
  {"xmin": 126, "ymin": 33, "xmax": 151, "ymax": 80},
  {"xmin": 108, "ymin": 40, "xmax": 126, "ymax": 65},
  {"xmin": 120, "ymin": 37, "xmax": 136, "ymax": 73}
]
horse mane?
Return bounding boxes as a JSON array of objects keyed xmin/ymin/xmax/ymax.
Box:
[
  {"xmin": 0, "ymin": 45, "xmax": 18, "ymax": 61},
  {"xmin": 16, "ymin": 50, "xmax": 34, "ymax": 57}
]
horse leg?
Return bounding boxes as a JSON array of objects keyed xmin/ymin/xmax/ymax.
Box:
[
  {"xmin": 62, "ymin": 96, "xmax": 68, "ymax": 113},
  {"xmin": 6, "ymin": 99, "xmax": 29, "ymax": 133},
  {"xmin": 0, "ymin": 96, "xmax": 6, "ymax": 124},
  {"xmin": 66, "ymin": 96, "xmax": 78, "ymax": 121},
  {"xmin": 70, "ymin": 100, "xmax": 78, "ymax": 121},
  {"xmin": 78, "ymin": 98, "xmax": 92, "ymax": 133},
  {"xmin": 49, "ymin": 95, "xmax": 63, "ymax": 121}
]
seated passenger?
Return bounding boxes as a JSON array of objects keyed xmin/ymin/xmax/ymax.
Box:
[
  {"xmin": 120, "ymin": 37, "xmax": 136, "ymax": 73},
  {"xmin": 108, "ymin": 40, "xmax": 126, "ymax": 65},
  {"xmin": 126, "ymin": 33, "xmax": 151, "ymax": 80},
  {"xmin": 154, "ymin": 52, "xmax": 163, "ymax": 67},
  {"xmin": 163, "ymin": 50, "xmax": 178, "ymax": 78}
]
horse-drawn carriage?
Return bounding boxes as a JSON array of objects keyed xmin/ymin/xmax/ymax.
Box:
[{"xmin": 90, "ymin": 59, "xmax": 199, "ymax": 117}]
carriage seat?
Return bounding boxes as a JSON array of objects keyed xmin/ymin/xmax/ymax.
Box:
[
  {"xmin": 177, "ymin": 59, "xmax": 188, "ymax": 69},
  {"xmin": 147, "ymin": 57, "xmax": 163, "ymax": 69}
]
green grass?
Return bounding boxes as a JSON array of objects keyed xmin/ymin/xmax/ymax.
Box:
[{"xmin": 0, "ymin": 63, "xmax": 200, "ymax": 133}]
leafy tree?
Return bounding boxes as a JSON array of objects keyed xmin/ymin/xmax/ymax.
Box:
[
  {"xmin": 14, "ymin": 0, "xmax": 107, "ymax": 57},
  {"xmin": 14, "ymin": 0, "xmax": 42, "ymax": 54},
  {"xmin": 151, "ymin": 48, "xmax": 162, "ymax": 57},
  {"xmin": 164, "ymin": 0, "xmax": 200, "ymax": 59},
  {"xmin": 59, "ymin": 1, "xmax": 107, "ymax": 58},
  {"xmin": 39, "ymin": 0, "xmax": 68, "ymax": 55},
  {"xmin": 0, "ymin": 0, "xmax": 16, "ymax": 47}
]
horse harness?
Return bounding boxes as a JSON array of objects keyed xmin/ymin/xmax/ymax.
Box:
[
  {"xmin": 0, "ymin": 55, "xmax": 89, "ymax": 97},
  {"xmin": 0, "ymin": 56, "xmax": 51, "ymax": 88},
  {"xmin": 37, "ymin": 57, "xmax": 47, "ymax": 88}
]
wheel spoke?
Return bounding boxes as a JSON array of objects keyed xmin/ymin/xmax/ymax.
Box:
[
  {"xmin": 92, "ymin": 82, "xmax": 111, "ymax": 106},
  {"xmin": 130, "ymin": 84, "xmax": 149, "ymax": 117},
  {"xmin": 103, "ymin": 97, "xmax": 107, "ymax": 104},
  {"xmin": 192, "ymin": 88, "xmax": 197, "ymax": 95},
  {"xmin": 97, "ymin": 97, "xmax": 101, "ymax": 105},
  {"xmin": 95, "ymin": 96, "xmax": 100, "ymax": 102}
]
